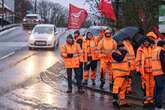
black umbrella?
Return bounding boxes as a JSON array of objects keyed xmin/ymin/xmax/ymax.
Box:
[
  {"xmin": 113, "ymin": 27, "xmax": 140, "ymax": 42},
  {"xmin": 113, "ymin": 27, "xmax": 145, "ymax": 52}
]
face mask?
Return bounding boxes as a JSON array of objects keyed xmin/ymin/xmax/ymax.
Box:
[{"xmin": 105, "ymin": 33, "xmax": 112, "ymax": 37}]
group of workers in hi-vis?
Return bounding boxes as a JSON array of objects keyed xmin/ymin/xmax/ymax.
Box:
[{"xmin": 60, "ymin": 28, "xmax": 165, "ymax": 110}]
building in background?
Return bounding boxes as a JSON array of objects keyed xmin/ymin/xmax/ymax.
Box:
[{"xmin": 0, "ymin": 0, "xmax": 15, "ymax": 25}]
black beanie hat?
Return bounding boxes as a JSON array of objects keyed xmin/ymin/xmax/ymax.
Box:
[{"xmin": 67, "ymin": 34, "xmax": 73, "ymax": 39}]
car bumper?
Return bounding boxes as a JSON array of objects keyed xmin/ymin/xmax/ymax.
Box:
[{"xmin": 28, "ymin": 41, "xmax": 55, "ymax": 49}]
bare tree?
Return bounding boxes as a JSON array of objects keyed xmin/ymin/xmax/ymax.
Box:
[
  {"xmin": 15, "ymin": 0, "xmax": 33, "ymax": 22},
  {"xmin": 36, "ymin": 1, "xmax": 67, "ymax": 27},
  {"xmin": 86, "ymin": 0, "xmax": 160, "ymax": 32}
]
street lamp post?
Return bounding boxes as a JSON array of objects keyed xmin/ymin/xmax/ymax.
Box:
[
  {"xmin": 1, "ymin": 0, "xmax": 4, "ymax": 27},
  {"xmin": 34, "ymin": 0, "xmax": 37, "ymax": 14}
]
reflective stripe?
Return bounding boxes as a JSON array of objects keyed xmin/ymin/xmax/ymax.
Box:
[
  {"xmin": 111, "ymin": 61, "xmax": 127, "ymax": 64},
  {"xmin": 145, "ymin": 57, "xmax": 152, "ymax": 59},
  {"xmin": 144, "ymin": 66, "xmax": 152, "ymax": 69},
  {"xmin": 112, "ymin": 68, "xmax": 129, "ymax": 72},
  {"xmin": 152, "ymin": 58, "xmax": 160, "ymax": 61},
  {"xmin": 153, "ymin": 69, "xmax": 162, "ymax": 72}
]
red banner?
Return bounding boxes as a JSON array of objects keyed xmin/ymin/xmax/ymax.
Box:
[
  {"xmin": 68, "ymin": 4, "xmax": 88, "ymax": 29},
  {"xmin": 99, "ymin": 0, "xmax": 116, "ymax": 22}
]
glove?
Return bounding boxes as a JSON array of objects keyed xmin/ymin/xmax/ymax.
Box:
[
  {"xmin": 119, "ymin": 49, "xmax": 127, "ymax": 56},
  {"xmin": 67, "ymin": 53, "xmax": 73, "ymax": 58},
  {"xmin": 76, "ymin": 39, "xmax": 83, "ymax": 45},
  {"xmin": 86, "ymin": 61, "xmax": 91, "ymax": 65}
]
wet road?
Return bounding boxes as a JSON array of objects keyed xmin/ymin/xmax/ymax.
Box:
[{"xmin": 0, "ymin": 26, "xmax": 145, "ymax": 110}]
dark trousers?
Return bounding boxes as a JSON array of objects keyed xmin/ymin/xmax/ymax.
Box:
[
  {"xmin": 84, "ymin": 60, "xmax": 97, "ymax": 71},
  {"xmin": 79, "ymin": 62, "xmax": 83, "ymax": 80},
  {"xmin": 67, "ymin": 67, "xmax": 83, "ymax": 90},
  {"xmin": 154, "ymin": 74, "xmax": 165, "ymax": 108}
]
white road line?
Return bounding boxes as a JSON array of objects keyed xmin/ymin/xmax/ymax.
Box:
[
  {"xmin": 0, "ymin": 42, "xmax": 28, "ymax": 47},
  {"xmin": 0, "ymin": 27, "xmax": 17, "ymax": 36},
  {"xmin": 0, "ymin": 52, "xmax": 15, "ymax": 61}
]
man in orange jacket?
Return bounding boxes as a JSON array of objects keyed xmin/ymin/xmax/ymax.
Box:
[
  {"xmin": 83, "ymin": 32, "xmax": 99, "ymax": 86},
  {"xmin": 153, "ymin": 40, "xmax": 165, "ymax": 110},
  {"xmin": 111, "ymin": 43, "xmax": 130, "ymax": 108},
  {"xmin": 74, "ymin": 30, "xmax": 84, "ymax": 86},
  {"xmin": 61, "ymin": 34, "xmax": 84, "ymax": 94},
  {"xmin": 136, "ymin": 37, "xmax": 155, "ymax": 107},
  {"xmin": 123, "ymin": 38, "xmax": 135, "ymax": 94},
  {"xmin": 97, "ymin": 29, "xmax": 117, "ymax": 89}
]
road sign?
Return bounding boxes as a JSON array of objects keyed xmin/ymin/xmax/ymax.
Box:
[{"xmin": 159, "ymin": 5, "xmax": 165, "ymax": 33}]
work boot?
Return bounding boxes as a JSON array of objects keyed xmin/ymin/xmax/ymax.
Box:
[
  {"xmin": 143, "ymin": 100, "xmax": 154, "ymax": 108},
  {"xmin": 83, "ymin": 80, "xmax": 88, "ymax": 86},
  {"xmin": 66, "ymin": 88, "xmax": 72, "ymax": 93},
  {"xmin": 99, "ymin": 81, "xmax": 105, "ymax": 89},
  {"xmin": 92, "ymin": 80, "xmax": 96, "ymax": 86},
  {"xmin": 113, "ymin": 99, "xmax": 119, "ymax": 108},
  {"xmin": 120, "ymin": 103, "xmax": 130, "ymax": 108}
]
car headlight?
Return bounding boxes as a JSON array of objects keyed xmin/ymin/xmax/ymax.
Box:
[
  {"xmin": 29, "ymin": 35, "xmax": 35, "ymax": 41},
  {"xmin": 48, "ymin": 36, "xmax": 54, "ymax": 41}
]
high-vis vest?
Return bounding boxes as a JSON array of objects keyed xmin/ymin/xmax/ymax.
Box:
[
  {"xmin": 98, "ymin": 37, "xmax": 117, "ymax": 59},
  {"xmin": 123, "ymin": 40, "xmax": 135, "ymax": 70},
  {"xmin": 136, "ymin": 47, "xmax": 143, "ymax": 73},
  {"xmin": 74, "ymin": 35, "xmax": 84, "ymax": 62},
  {"xmin": 111, "ymin": 51, "xmax": 130, "ymax": 79},
  {"xmin": 136, "ymin": 46, "xmax": 152, "ymax": 74},
  {"xmin": 83, "ymin": 37, "xmax": 99, "ymax": 61},
  {"xmin": 152, "ymin": 46, "xmax": 164, "ymax": 76},
  {"xmin": 143, "ymin": 47, "xmax": 152, "ymax": 73},
  {"xmin": 61, "ymin": 43, "xmax": 81, "ymax": 68}
]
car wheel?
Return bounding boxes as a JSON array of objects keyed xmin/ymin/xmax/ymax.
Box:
[{"xmin": 28, "ymin": 47, "xmax": 33, "ymax": 50}]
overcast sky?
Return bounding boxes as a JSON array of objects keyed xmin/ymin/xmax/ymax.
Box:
[{"xmin": 47, "ymin": 0, "xmax": 88, "ymax": 9}]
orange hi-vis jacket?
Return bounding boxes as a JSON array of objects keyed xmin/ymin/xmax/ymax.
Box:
[
  {"xmin": 152, "ymin": 46, "xmax": 164, "ymax": 76},
  {"xmin": 111, "ymin": 50, "xmax": 130, "ymax": 79},
  {"xmin": 136, "ymin": 46, "xmax": 153, "ymax": 75},
  {"xmin": 83, "ymin": 37, "xmax": 99, "ymax": 62},
  {"xmin": 75, "ymin": 35, "xmax": 84, "ymax": 62},
  {"xmin": 75, "ymin": 35, "xmax": 84, "ymax": 43},
  {"xmin": 123, "ymin": 40, "xmax": 135, "ymax": 71},
  {"xmin": 61, "ymin": 43, "xmax": 82, "ymax": 68},
  {"xmin": 98, "ymin": 37, "xmax": 117, "ymax": 61}
]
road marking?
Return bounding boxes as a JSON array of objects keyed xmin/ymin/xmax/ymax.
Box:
[
  {"xmin": 0, "ymin": 27, "xmax": 17, "ymax": 36},
  {"xmin": 0, "ymin": 42, "xmax": 28, "ymax": 47},
  {"xmin": 0, "ymin": 52, "xmax": 15, "ymax": 61}
]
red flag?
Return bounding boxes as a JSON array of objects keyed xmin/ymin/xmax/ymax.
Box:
[
  {"xmin": 99, "ymin": 0, "xmax": 116, "ymax": 22},
  {"xmin": 68, "ymin": 4, "xmax": 88, "ymax": 29}
]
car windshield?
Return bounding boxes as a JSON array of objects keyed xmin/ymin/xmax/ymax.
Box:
[
  {"xmin": 33, "ymin": 26, "xmax": 53, "ymax": 34},
  {"xmin": 26, "ymin": 16, "xmax": 38, "ymax": 19}
]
